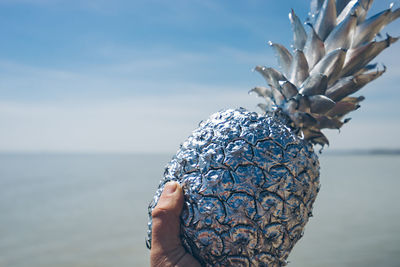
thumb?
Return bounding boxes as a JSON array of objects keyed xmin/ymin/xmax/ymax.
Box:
[{"xmin": 151, "ymin": 181, "xmax": 184, "ymax": 251}]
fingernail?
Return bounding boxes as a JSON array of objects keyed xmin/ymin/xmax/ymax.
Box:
[{"xmin": 164, "ymin": 181, "xmax": 178, "ymax": 195}]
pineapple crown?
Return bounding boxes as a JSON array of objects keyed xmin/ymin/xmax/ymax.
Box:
[{"xmin": 251, "ymin": 0, "xmax": 399, "ymax": 147}]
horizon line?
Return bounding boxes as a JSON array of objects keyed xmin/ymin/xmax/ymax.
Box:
[{"xmin": 1, "ymin": 148, "xmax": 400, "ymax": 156}]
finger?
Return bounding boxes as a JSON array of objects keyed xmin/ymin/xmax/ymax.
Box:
[{"xmin": 151, "ymin": 181, "xmax": 184, "ymax": 251}]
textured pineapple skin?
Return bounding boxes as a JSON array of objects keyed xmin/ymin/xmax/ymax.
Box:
[{"xmin": 147, "ymin": 108, "xmax": 320, "ymax": 266}]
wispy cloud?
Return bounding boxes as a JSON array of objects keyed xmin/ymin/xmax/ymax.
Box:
[
  {"xmin": 0, "ymin": 90, "xmax": 261, "ymax": 153},
  {"xmin": 0, "ymin": 41, "xmax": 269, "ymax": 103}
]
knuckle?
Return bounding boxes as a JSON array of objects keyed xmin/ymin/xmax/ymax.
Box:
[{"xmin": 151, "ymin": 206, "xmax": 170, "ymax": 220}]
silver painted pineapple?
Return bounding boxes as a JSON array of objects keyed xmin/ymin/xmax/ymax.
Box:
[{"xmin": 147, "ymin": 0, "xmax": 399, "ymax": 266}]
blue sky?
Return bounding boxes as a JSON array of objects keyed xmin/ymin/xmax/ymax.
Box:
[{"xmin": 0, "ymin": 0, "xmax": 399, "ymax": 153}]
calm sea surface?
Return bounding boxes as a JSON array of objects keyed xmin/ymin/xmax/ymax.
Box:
[{"xmin": 0, "ymin": 153, "xmax": 399, "ymax": 267}]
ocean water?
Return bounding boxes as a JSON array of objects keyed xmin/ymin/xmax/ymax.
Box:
[{"xmin": 0, "ymin": 153, "xmax": 399, "ymax": 267}]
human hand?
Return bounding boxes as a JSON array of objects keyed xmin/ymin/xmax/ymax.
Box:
[{"xmin": 150, "ymin": 181, "xmax": 201, "ymax": 267}]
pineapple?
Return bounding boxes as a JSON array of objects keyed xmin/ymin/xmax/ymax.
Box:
[{"xmin": 147, "ymin": 0, "xmax": 399, "ymax": 266}]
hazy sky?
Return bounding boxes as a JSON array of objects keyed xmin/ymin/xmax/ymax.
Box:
[{"xmin": 0, "ymin": 0, "xmax": 399, "ymax": 153}]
